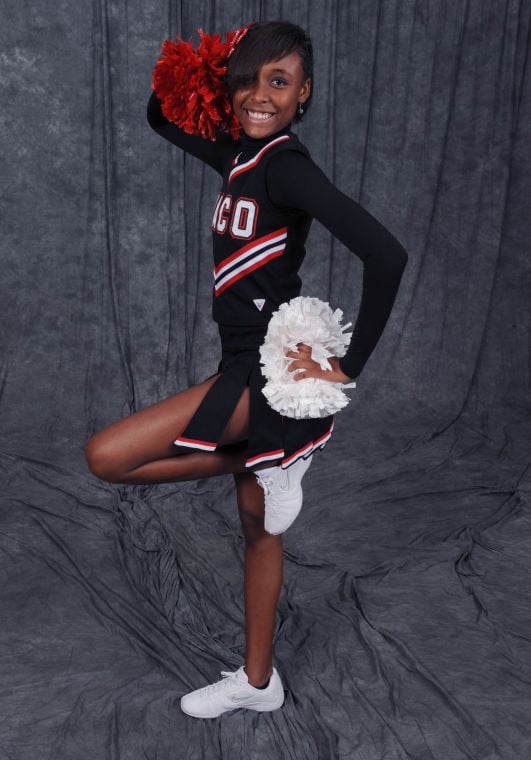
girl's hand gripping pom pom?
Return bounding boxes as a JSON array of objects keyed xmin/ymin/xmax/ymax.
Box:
[
  {"xmin": 286, "ymin": 344, "xmax": 352, "ymax": 383},
  {"xmin": 259, "ymin": 296, "xmax": 356, "ymax": 419}
]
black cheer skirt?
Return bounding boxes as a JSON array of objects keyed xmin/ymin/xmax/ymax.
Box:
[{"xmin": 174, "ymin": 325, "xmax": 334, "ymax": 469}]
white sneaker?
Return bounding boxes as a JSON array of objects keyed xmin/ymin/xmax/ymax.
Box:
[
  {"xmin": 256, "ymin": 455, "xmax": 313, "ymax": 535},
  {"xmin": 180, "ymin": 666, "xmax": 284, "ymax": 718}
]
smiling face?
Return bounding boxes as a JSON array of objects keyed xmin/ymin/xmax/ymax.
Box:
[{"xmin": 231, "ymin": 52, "xmax": 311, "ymax": 139}]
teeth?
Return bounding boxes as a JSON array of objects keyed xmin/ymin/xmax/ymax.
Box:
[{"xmin": 247, "ymin": 111, "xmax": 273, "ymax": 120}]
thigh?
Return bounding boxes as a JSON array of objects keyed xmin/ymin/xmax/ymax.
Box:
[{"xmin": 87, "ymin": 374, "xmax": 250, "ymax": 471}]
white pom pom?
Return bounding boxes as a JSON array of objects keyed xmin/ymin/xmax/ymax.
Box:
[{"xmin": 259, "ymin": 296, "xmax": 356, "ymax": 419}]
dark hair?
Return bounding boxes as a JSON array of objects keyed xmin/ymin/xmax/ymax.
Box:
[{"xmin": 226, "ymin": 21, "xmax": 314, "ymax": 121}]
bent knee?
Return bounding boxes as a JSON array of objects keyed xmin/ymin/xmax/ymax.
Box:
[{"xmin": 85, "ymin": 433, "xmax": 125, "ymax": 483}]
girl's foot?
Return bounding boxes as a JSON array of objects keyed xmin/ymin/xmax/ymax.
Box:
[
  {"xmin": 180, "ymin": 666, "xmax": 284, "ymax": 718},
  {"xmin": 255, "ymin": 455, "xmax": 313, "ymax": 534}
]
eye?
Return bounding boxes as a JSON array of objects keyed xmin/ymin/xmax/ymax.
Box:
[{"xmin": 271, "ymin": 77, "xmax": 288, "ymax": 87}]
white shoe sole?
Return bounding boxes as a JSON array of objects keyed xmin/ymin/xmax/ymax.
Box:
[{"xmin": 180, "ymin": 694, "xmax": 284, "ymax": 718}]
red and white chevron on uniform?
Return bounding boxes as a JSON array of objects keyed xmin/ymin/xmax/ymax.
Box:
[{"xmin": 213, "ymin": 227, "xmax": 288, "ymax": 296}]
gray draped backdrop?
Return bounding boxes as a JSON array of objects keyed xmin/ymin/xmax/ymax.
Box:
[{"xmin": 1, "ymin": 1, "xmax": 530, "ymax": 758}]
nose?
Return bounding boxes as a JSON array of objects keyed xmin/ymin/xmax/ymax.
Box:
[{"xmin": 248, "ymin": 78, "xmax": 269, "ymax": 103}]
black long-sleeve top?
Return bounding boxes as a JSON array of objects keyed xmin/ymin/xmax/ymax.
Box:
[{"xmin": 147, "ymin": 92, "xmax": 407, "ymax": 379}]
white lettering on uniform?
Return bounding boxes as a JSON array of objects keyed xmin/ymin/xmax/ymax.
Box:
[
  {"xmin": 216, "ymin": 196, "xmax": 232, "ymax": 233},
  {"xmin": 211, "ymin": 193, "xmax": 224, "ymax": 231},
  {"xmin": 212, "ymin": 193, "xmax": 258, "ymax": 240},
  {"xmin": 230, "ymin": 198, "xmax": 257, "ymax": 239}
]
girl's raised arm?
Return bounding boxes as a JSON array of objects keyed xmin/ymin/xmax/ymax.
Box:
[{"xmin": 147, "ymin": 92, "xmax": 234, "ymax": 175}]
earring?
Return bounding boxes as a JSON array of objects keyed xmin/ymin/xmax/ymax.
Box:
[{"xmin": 297, "ymin": 102, "xmax": 304, "ymax": 116}]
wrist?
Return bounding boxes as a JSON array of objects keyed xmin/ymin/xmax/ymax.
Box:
[
  {"xmin": 330, "ymin": 357, "xmax": 353, "ymax": 383},
  {"xmin": 338, "ymin": 356, "xmax": 360, "ymax": 381}
]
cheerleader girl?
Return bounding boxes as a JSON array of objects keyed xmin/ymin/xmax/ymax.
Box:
[{"xmin": 85, "ymin": 20, "xmax": 407, "ymax": 718}]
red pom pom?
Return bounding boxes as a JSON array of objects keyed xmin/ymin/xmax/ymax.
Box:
[{"xmin": 152, "ymin": 27, "xmax": 250, "ymax": 141}]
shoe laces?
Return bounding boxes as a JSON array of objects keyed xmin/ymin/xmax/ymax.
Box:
[
  {"xmin": 256, "ymin": 468, "xmax": 291, "ymax": 494},
  {"xmin": 201, "ymin": 669, "xmax": 242, "ymax": 695},
  {"xmin": 255, "ymin": 473, "xmax": 274, "ymax": 494}
]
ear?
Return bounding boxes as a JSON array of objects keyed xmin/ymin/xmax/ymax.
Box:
[{"xmin": 298, "ymin": 78, "xmax": 311, "ymax": 104}]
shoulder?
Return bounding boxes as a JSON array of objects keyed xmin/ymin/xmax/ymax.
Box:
[
  {"xmin": 265, "ymin": 141, "xmax": 341, "ymax": 211},
  {"xmin": 270, "ymin": 130, "xmax": 310, "ymax": 159},
  {"xmin": 266, "ymin": 142, "xmax": 329, "ymax": 187}
]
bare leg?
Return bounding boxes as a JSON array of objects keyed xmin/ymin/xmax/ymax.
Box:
[
  {"xmin": 85, "ymin": 374, "xmax": 251, "ymax": 483},
  {"xmin": 234, "ymin": 471, "xmax": 283, "ymax": 687},
  {"xmin": 86, "ymin": 376, "xmax": 282, "ymax": 690}
]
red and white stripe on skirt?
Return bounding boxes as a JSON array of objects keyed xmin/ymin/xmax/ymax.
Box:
[{"xmin": 173, "ymin": 337, "xmax": 334, "ymax": 470}]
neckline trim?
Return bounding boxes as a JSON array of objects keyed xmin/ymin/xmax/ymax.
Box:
[
  {"xmin": 239, "ymin": 126, "xmax": 292, "ymax": 151},
  {"xmin": 229, "ymin": 134, "xmax": 291, "ymax": 185}
]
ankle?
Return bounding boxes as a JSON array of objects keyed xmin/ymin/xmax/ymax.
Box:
[{"xmin": 244, "ymin": 666, "xmax": 272, "ymax": 688}]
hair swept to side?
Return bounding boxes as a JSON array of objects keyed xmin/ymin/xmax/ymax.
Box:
[{"xmin": 226, "ymin": 20, "xmax": 314, "ymax": 121}]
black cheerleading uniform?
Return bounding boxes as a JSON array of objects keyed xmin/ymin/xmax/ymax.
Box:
[{"xmin": 147, "ymin": 93, "xmax": 408, "ymax": 469}]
